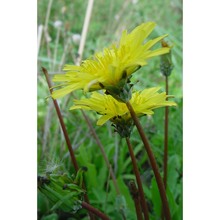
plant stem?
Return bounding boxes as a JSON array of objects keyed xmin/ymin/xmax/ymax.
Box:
[
  {"xmin": 80, "ymin": 109, "xmax": 121, "ymax": 195},
  {"xmin": 37, "ymin": 24, "xmax": 44, "ymax": 56},
  {"xmin": 42, "ymin": 67, "xmax": 95, "ymax": 220},
  {"xmin": 126, "ymin": 101, "xmax": 171, "ymax": 220},
  {"xmin": 81, "ymin": 110, "xmax": 127, "ymax": 220},
  {"xmin": 71, "ymin": 0, "xmax": 121, "ymax": 194},
  {"xmin": 126, "ymin": 137, "xmax": 149, "ymax": 220},
  {"xmin": 76, "ymin": 0, "xmax": 94, "ymax": 65},
  {"xmin": 70, "ymin": 0, "xmax": 123, "ymax": 200},
  {"xmin": 81, "ymin": 202, "xmax": 110, "ymax": 220},
  {"xmin": 43, "ymin": 0, "xmax": 53, "ymax": 69},
  {"xmin": 163, "ymin": 76, "xmax": 169, "ymax": 189},
  {"xmin": 42, "ymin": 67, "xmax": 79, "ymax": 171},
  {"xmin": 129, "ymin": 181, "xmax": 144, "ymax": 220}
]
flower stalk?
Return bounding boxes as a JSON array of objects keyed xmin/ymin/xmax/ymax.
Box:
[
  {"xmin": 126, "ymin": 137, "xmax": 149, "ymax": 220},
  {"xmin": 74, "ymin": 98, "xmax": 125, "ymax": 219},
  {"xmin": 163, "ymin": 75, "xmax": 169, "ymax": 189},
  {"xmin": 81, "ymin": 202, "xmax": 110, "ymax": 220},
  {"xmin": 128, "ymin": 181, "xmax": 144, "ymax": 220},
  {"xmin": 40, "ymin": 21, "xmax": 178, "ymax": 219},
  {"xmin": 125, "ymin": 101, "xmax": 171, "ymax": 220},
  {"xmin": 42, "ymin": 67, "xmax": 95, "ymax": 220},
  {"xmin": 160, "ymin": 40, "xmax": 173, "ymax": 189},
  {"xmin": 80, "ymin": 108, "xmax": 121, "ymax": 195},
  {"xmin": 42, "ymin": 67, "xmax": 79, "ymax": 171}
]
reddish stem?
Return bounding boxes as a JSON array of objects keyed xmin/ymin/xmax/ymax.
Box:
[
  {"xmin": 42, "ymin": 67, "xmax": 79, "ymax": 171},
  {"xmin": 126, "ymin": 137, "xmax": 149, "ymax": 220},
  {"xmin": 126, "ymin": 101, "xmax": 171, "ymax": 220},
  {"xmin": 81, "ymin": 202, "xmax": 110, "ymax": 220},
  {"xmin": 80, "ymin": 109, "xmax": 121, "ymax": 195},
  {"xmin": 128, "ymin": 181, "xmax": 144, "ymax": 220},
  {"xmin": 42, "ymin": 67, "xmax": 95, "ymax": 220},
  {"xmin": 163, "ymin": 75, "xmax": 169, "ymax": 189}
]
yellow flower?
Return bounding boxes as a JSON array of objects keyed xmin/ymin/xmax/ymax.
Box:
[
  {"xmin": 52, "ymin": 22, "xmax": 170, "ymax": 99},
  {"xmin": 70, "ymin": 87, "xmax": 176, "ymax": 126}
]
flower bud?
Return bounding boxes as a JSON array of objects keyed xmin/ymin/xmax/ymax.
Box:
[{"xmin": 160, "ymin": 40, "xmax": 174, "ymax": 76}]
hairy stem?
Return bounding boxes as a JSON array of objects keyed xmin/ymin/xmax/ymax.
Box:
[
  {"xmin": 126, "ymin": 137, "xmax": 149, "ymax": 220},
  {"xmin": 126, "ymin": 101, "xmax": 171, "ymax": 220}
]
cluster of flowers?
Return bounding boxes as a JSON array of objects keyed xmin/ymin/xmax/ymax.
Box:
[{"xmin": 51, "ymin": 22, "xmax": 176, "ymax": 137}]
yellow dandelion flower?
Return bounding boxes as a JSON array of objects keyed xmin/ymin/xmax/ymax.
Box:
[
  {"xmin": 70, "ymin": 87, "xmax": 176, "ymax": 126},
  {"xmin": 52, "ymin": 22, "xmax": 170, "ymax": 99}
]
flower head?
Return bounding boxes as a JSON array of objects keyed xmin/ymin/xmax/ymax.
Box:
[
  {"xmin": 70, "ymin": 87, "xmax": 176, "ymax": 137},
  {"xmin": 52, "ymin": 22, "xmax": 170, "ymax": 99}
]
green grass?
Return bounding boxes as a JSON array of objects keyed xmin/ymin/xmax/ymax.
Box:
[{"xmin": 38, "ymin": 0, "xmax": 182, "ymax": 219}]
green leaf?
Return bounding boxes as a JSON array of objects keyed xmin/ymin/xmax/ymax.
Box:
[
  {"xmin": 166, "ymin": 185, "xmax": 178, "ymax": 217},
  {"xmin": 96, "ymin": 161, "xmax": 108, "ymax": 189},
  {"xmin": 84, "ymin": 163, "xmax": 98, "ymax": 189},
  {"xmin": 151, "ymin": 177, "xmax": 162, "ymax": 217},
  {"xmin": 91, "ymin": 187, "xmax": 106, "ymax": 203},
  {"xmin": 114, "ymin": 176, "xmax": 136, "ymax": 219},
  {"xmin": 167, "ymin": 155, "xmax": 180, "ymax": 191},
  {"xmin": 50, "ymin": 192, "xmax": 78, "ymax": 211},
  {"xmin": 122, "ymin": 174, "xmax": 135, "ymax": 181},
  {"xmin": 115, "ymin": 195, "xmax": 127, "ymax": 219},
  {"xmin": 172, "ymin": 194, "xmax": 183, "ymax": 220},
  {"xmin": 122, "ymin": 143, "xmax": 143, "ymax": 171},
  {"xmin": 77, "ymin": 145, "xmax": 91, "ymax": 165},
  {"xmin": 41, "ymin": 213, "xmax": 58, "ymax": 220}
]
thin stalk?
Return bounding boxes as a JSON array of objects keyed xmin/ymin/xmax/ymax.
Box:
[
  {"xmin": 114, "ymin": 134, "xmax": 119, "ymax": 174},
  {"xmin": 76, "ymin": 0, "xmax": 94, "ymax": 65},
  {"xmin": 81, "ymin": 202, "xmax": 110, "ymax": 220},
  {"xmin": 81, "ymin": 109, "xmax": 126, "ymax": 220},
  {"xmin": 43, "ymin": 0, "xmax": 53, "ymax": 68},
  {"xmin": 42, "ymin": 67, "xmax": 79, "ymax": 171},
  {"xmin": 126, "ymin": 101, "xmax": 171, "ymax": 220},
  {"xmin": 74, "ymin": 101, "xmax": 124, "ymax": 218},
  {"xmin": 59, "ymin": 37, "xmax": 71, "ymax": 71},
  {"xmin": 42, "ymin": 67, "xmax": 95, "ymax": 220},
  {"xmin": 52, "ymin": 26, "xmax": 61, "ymax": 71},
  {"xmin": 104, "ymin": 170, "xmax": 111, "ymax": 213},
  {"xmin": 44, "ymin": 0, "xmax": 53, "ymax": 31},
  {"xmin": 37, "ymin": 24, "xmax": 44, "ymax": 56},
  {"xmin": 80, "ymin": 109, "xmax": 121, "ymax": 195},
  {"xmin": 163, "ymin": 76, "xmax": 169, "ymax": 189},
  {"xmin": 129, "ymin": 181, "xmax": 144, "ymax": 220},
  {"xmin": 70, "ymin": 1, "xmax": 121, "ymax": 195},
  {"xmin": 80, "ymin": 110, "xmax": 127, "ymax": 220},
  {"xmin": 42, "ymin": 101, "xmax": 53, "ymax": 153},
  {"xmin": 126, "ymin": 137, "xmax": 149, "ymax": 220}
]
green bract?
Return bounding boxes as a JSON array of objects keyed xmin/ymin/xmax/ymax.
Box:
[{"xmin": 38, "ymin": 168, "xmax": 87, "ymax": 213}]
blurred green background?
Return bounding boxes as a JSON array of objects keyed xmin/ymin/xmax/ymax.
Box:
[{"xmin": 37, "ymin": 0, "xmax": 182, "ymax": 219}]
